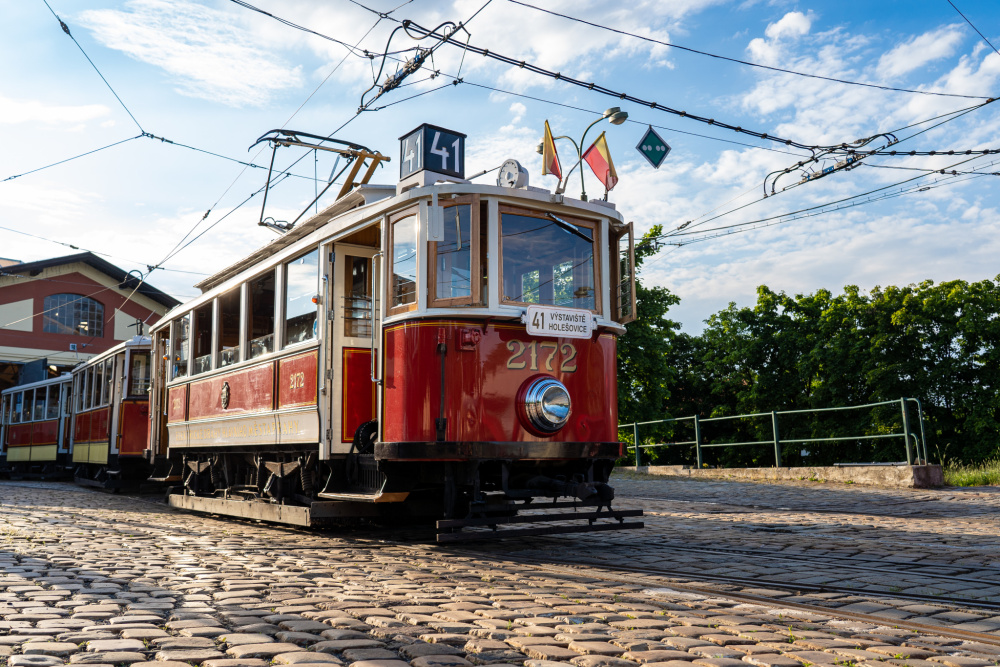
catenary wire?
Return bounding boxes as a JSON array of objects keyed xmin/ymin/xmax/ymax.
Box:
[
  {"xmin": 40, "ymin": 0, "xmax": 145, "ymax": 132},
  {"xmin": 3, "ymin": 135, "xmax": 143, "ymax": 182},
  {"xmin": 508, "ymin": 0, "xmax": 994, "ymax": 100},
  {"xmin": 947, "ymin": 0, "xmax": 1000, "ymax": 58}
]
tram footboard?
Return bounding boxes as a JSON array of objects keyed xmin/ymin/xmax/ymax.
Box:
[{"xmin": 435, "ymin": 500, "xmax": 643, "ymax": 542}]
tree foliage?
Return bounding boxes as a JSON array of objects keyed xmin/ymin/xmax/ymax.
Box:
[{"xmin": 619, "ymin": 275, "xmax": 1000, "ymax": 467}]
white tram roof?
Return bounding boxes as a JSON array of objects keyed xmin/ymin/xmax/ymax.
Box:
[
  {"xmin": 194, "ymin": 185, "xmax": 396, "ymax": 294},
  {"xmin": 1, "ymin": 373, "xmax": 73, "ymax": 396},
  {"xmin": 70, "ymin": 335, "xmax": 152, "ymax": 375}
]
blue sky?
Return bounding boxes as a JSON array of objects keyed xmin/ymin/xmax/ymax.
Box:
[{"xmin": 2, "ymin": 0, "xmax": 998, "ymax": 331}]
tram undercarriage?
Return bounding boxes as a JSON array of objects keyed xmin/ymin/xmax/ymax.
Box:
[{"xmin": 166, "ymin": 431, "xmax": 642, "ymax": 541}]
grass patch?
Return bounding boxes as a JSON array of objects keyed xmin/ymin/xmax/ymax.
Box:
[{"xmin": 943, "ymin": 458, "xmax": 1000, "ymax": 486}]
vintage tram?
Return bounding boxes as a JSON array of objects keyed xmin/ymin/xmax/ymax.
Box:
[
  {"xmin": 148, "ymin": 125, "xmax": 642, "ymax": 539},
  {"xmin": 70, "ymin": 335, "xmax": 154, "ymax": 488},
  {"xmin": 0, "ymin": 373, "xmax": 73, "ymax": 478}
]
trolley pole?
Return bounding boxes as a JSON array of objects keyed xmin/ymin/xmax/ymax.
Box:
[
  {"xmin": 771, "ymin": 410, "xmax": 782, "ymax": 468},
  {"xmin": 693, "ymin": 415, "xmax": 703, "ymax": 469},
  {"xmin": 900, "ymin": 397, "xmax": 913, "ymax": 465}
]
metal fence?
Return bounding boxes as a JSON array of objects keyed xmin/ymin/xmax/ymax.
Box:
[{"xmin": 618, "ymin": 397, "xmax": 928, "ymax": 468}]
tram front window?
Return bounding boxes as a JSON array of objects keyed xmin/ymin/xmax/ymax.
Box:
[{"xmin": 500, "ymin": 210, "xmax": 597, "ymax": 311}]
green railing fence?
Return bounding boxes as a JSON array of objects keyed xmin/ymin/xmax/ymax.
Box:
[{"xmin": 619, "ymin": 397, "xmax": 928, "ymax": 468}]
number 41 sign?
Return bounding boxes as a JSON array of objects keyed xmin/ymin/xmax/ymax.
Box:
[
  {"xmin": 523, "ymin": 305, "xmax": 595, "ymax": 339},
  {"xmin": 399, "ymin": 124, "xmax": 467, "ymax": 180}
]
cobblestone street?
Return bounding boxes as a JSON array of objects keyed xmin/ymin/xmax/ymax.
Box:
[{"xmin": 2, "ymin": 478, "xmax": 1000, "ymax": 667}]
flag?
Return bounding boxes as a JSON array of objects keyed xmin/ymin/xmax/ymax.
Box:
[
  {"xmin": 542, "ymin": 120, "xmax": 562, "ymax": 180},
  {"xmin": 583, "ymin": 131, "xmax": 618, "ymax": 191}
]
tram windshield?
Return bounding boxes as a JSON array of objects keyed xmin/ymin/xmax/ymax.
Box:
[{"xmin": 500, "ymin": 210, "xmax": 597, "ymax": 311}]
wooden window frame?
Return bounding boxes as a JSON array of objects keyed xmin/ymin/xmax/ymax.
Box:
[
  {"xmin": 497, "ymin": 204, "xmax": 602, "ymax": 315},
  {"xmin": 611, "ymin": 222, "xmax": 637, "ymax": 325},
  {"xmin": 387, "ymin": 206, "xmax": 419, "ymax": 316},
  {"xmin": 428, "ymin": 194, "xmax": 482, "ymax": 308}
]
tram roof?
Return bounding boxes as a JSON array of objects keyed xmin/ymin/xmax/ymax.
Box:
[{"xmin": 194, "ymin": 185, "xmax": 396, "ymax": 294}]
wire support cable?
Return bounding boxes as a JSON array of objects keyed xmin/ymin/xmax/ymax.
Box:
[
  {"xmin": 508, "ymin": 0, "xmax": 994, "ymax": 100},
  {"xmin": 3, "ymin": 135, "xmax": 142, "ymax": 182},
  {"xmin": 41, "ymin": 0, "xmax": 145, "ymax": 132}
]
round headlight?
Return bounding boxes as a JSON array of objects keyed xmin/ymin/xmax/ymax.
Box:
[{"xmin": 520, "ymin": 377, "xmax": 572, "ymax": 433}]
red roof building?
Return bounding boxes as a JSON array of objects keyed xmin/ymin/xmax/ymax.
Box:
[{"xmin": 0, "ymin": 253, "xmax": 180, "ymax": 390}]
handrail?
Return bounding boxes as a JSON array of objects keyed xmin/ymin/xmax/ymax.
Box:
[{"xmin": 619, "ymin": 397, "xmax": 927, "ymax": 468}]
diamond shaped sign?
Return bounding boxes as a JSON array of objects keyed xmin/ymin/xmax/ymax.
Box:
[{"xmin": 636, "ymin": 125, "xmax": 671, "ymax": 169}]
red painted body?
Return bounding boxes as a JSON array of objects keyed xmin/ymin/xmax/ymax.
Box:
[
  {"xmin": 167, "ymin": 386, "xmax": 188, "ymax": 423},
  {"xmin": 118, "ymin": 401, "xmax": 149, "ymax": 456},
  {"xmin": 188, "ymin": 364, "xmax": 275, "ymax": 421},
  {"xmin": 342, "ymin": 347, "xmax": 376, "ymax": 442},
  {"xmin": 277, "ymin": 351, "xmax": 319, "ymax": 409},
  {"xmin": 74, "ymin": 407, "xmax": 110, "ymax": 444},
  {"xmin": 32, "ymin": 420, "xmax": 58, "ymax": 446},
  {"xmin": 7, "ymin": 424, "xmax": 34, "ymax": 447},
  {"xmin": 382, "ymin": 319, "xmax": 618, "ymax": 444}
]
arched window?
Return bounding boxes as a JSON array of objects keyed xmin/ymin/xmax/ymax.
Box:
[{"xmin": 42, "ymin": 294, "xmax": 104, "ymax": 337}]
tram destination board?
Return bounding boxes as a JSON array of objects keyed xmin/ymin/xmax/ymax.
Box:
[
  {"xmin": 524, "ymin": 305, "xmax": 595, "ymax": 339},
  {"xmin": 399, "ymin": 124, "xmax": 467, "ymax": 180}
]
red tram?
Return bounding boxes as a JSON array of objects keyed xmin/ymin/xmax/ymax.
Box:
[
  {"xmin": 71, "ymin": 336, "xmax": 154, "ymax": 488},
  {"xmin": 0, "ymin": 374, "xmax": 73, "ymax": 478},
  {"xmin": 148, "ymin": 125, "xmax": 643, "ymax": 539}
]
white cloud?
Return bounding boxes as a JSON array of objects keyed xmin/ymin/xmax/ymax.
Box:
[
  {"xmin": 0, "ymin": 97, "xmax": 109, "ymax": 125},
  {"xmin": 765, "ymin": 11, "xmax": 811, "ymax": 41},
  {"xmin": 78, "ymin": 0, "xmax": 304, "ymax": 107},
  {"xmin": 877, "ymin": 24, "xmax": 966, "ymax": 78}
]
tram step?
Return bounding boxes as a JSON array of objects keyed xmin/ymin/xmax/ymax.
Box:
[
  {"xmin": 436, "ymin": 508, "xmax": 644, "ymax": 543},
  {"xmin": 316, "ymin": 490, "xmax": 409, "ymax": 504}
]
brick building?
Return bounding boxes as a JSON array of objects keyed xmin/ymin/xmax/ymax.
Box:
[{"xmin": 0, "ymin": 253, "xmax": 180, "ymax": 390}]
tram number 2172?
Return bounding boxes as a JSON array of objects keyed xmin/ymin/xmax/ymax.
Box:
[{"xmin": 505, "ymin": 340, "xmax": 577, "ymax": 373}]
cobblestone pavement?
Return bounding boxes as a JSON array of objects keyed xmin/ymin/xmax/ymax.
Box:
[
  {"xmin": 1, "ymin": 479, "xmax": 1000, "ymax": 667},
  {"xmin": 477, "ymin": 476, "xmax": 1000, "ymax": 631}
]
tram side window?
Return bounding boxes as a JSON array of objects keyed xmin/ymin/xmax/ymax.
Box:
[
  {"xmin": 390, "ymin": 213, "xmax": 418, "ymax": 313},
  {"xmin": 11, "ymin": 392, "xmax": 23, "ymax": 423},
  {"xmin": 500, "ymin": 209, "xmax": 598, "ymax": 312},
  {"xmin": 22, "ymin": 390, "xmax": 33, "ymax": 422},
  {"xmin": 84, "ymin": 369, "xmax": 94, "ymax": 410},
  {"xmin": 612, "ymin": 222, "xmax": 637, "ymax": 324},
  {"xmin": 249, "ymin": 271, "xmax": 275, "ymax": 359},
  {"xmin": 193, "ymin": 304, "xmax": 213, "ymax": 374},
  {"xmin": 1, "ymin": 395, "xmax": 8, "ymax": 426},
  {"xmin": 33, "ymin": 387, "xmax": 46, "ymax": 421},
  {"xmin": 284, "ymin": 249, "xmax": 319, "ymax": 347},
  {"xmin": 75, "ymin": 375, "xmax": 84, "ymax": 412},
  {"xmin": 96, "ymin": 359, "xmax": 108, "ymax": 407},
  {"xmin": 344, "ymin": 256, "xmax": 372, "ymax": 338},
  {"xmin": 45, "ymin": 385, "xmax": 59, "ymax": 420},
  {"xmin": 129, "ymin": 352, "xmax": 151, "ymax": 396},
  {"xmin": 217, "ymin": 288, "xmax": 241, "ymax": 368},
  {"xmin": 173, "ymin": 315, "xmax": 191, "ymax": 379}
]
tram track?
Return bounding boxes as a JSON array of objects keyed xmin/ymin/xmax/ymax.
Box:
[{"xmin": 448, "ymin": 549, "xmax": 1000, "ymax": 646}]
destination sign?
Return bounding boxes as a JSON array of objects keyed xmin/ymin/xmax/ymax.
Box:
[{"xmin": 524, "ymin": 305, "xmax": 595, "ymax": 339}]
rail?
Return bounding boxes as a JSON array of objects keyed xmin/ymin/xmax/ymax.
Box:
[{"xmin": 618, "ymin": 397, "xmax": 928, "ymax": 468}]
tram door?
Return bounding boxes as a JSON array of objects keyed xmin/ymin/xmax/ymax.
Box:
[{"xmin": 325, "ymin": 242, "xmax": 379, "ymax": 457}]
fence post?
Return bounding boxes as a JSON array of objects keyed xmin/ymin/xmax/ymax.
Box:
[
  {"xmin": 693, "ymin": 415, "xmax": 703, "ymax": 469},
  {"xmin": 771, "ymin": 411, "xmax": 782, "ymax": 468},
  {"xmin": 633, "ymin": 422, "xmax": 641, "ymax": 467},
  {"xmin": 900, "ymin": 397, "xmax": 913, "ymax": 465}
]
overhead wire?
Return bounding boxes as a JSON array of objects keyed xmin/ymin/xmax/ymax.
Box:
[
  {"xmin": 508, "ymin": 0, "xmax": 994, "ymax": 100},
  {"xmin": 3, "ymin": 135, "xmax": 143, "ymax": 183},
  {"xmin": 40, "ymin": 0, "xmax": 145, "ymax": 132},
  {"xmin": 947, "ymin": 0, "xmax": 1000, "ymax": 58}
]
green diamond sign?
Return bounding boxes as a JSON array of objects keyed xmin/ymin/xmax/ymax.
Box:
[{"xmin": 636, "ymin": 125, "xmax": 671, "ymax": 169}]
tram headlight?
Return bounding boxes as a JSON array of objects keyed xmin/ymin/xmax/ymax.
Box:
[{"xmin": 519, "ymin": 376, "xmax": 572, "ymax": 433}]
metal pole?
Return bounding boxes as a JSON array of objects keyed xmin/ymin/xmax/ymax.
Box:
[
  {"xmin": 911, "ymin": 398, "xmax": 929, "ymax": 464},
  {"xmin": 771, "ymin": 410, "xmax": 782, "ymax": 467},
  {"xmin": 900, "ymin": 397, "xmax": 913, "ymax": 465},
  {"xmin": 633, "ymin": 422, "xmax": 641, "ymax": 468},
  {"xmin": 693, "ymin": 415, "xmax": 703, "ymax": 469}
]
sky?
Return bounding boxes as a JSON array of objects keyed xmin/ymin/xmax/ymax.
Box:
[{"xmin": 1, "ymin": 0, "xmax": 999, "ymax": 332}]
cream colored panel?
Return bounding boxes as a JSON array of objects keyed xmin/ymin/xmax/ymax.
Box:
[
  {"xmin": 30, "ymin": 444, "xmax": 57, "ymax": 462},
  {"xmin": 8, "ymin": 446, "xmax": 30, "ymax": 462},
  {"xmin": 72, "ymin": 442, "xmax": 90, "ymax": 464},
  {"xmin": 0, "ymin": 299, "xmax": 34, "ymax": 332},
  {"xmin": 277, "ymin": 410, "xmax": 320, "ymax": 445},
  {"xmin": 169, "ymin": 415, "xmax": 280, "ymax": 449}
]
